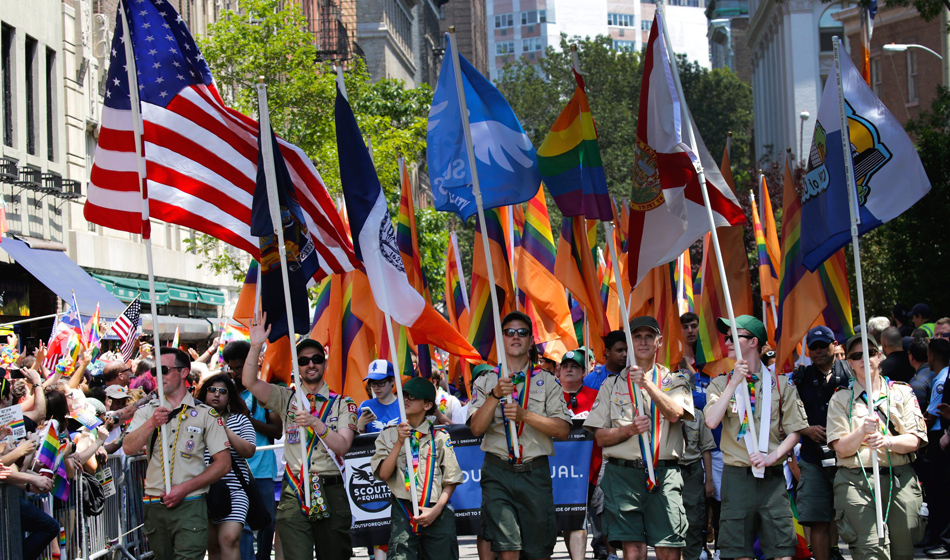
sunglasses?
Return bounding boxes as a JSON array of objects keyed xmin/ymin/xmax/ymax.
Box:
[
  {"xmin": 847, "ymin": 348, "xmax": 880, "ymax": 362},
  {"xmin": 808, "ymin": 342, "xmax": 831, "ymax": 350},
  {"xmin": 297, "ymin": 355, "xmax": 326, "ymax": 366},
  {"xmin": 150, "ymin": 366, "xmax": 183, "ymax": 376},
  {"xmin": 737, "ymin": 334, "xmax": 757, "ymax": 340},
  {"xmin": 502, "ymin": 328, "xmax": 530, "ymax": 338},
  {"xmin": 206, "ymin": 387, "xmax": 228, "ymax": 395},
  {"xmin": 938, "ymin": 333, "xmax": 950, "ymax": 339}
]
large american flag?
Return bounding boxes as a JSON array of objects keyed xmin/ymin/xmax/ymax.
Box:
[
  {"xmin": 110, "ymin": 298, "xmax": 142, "ymax": 362},
  {"xmin": 86, "ymin": 0, "xmax": 357, "ymax": 278}
]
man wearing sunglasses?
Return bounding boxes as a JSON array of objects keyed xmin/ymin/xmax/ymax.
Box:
[
  {"xmin": 242, "ymin": 317, "xmax": 358, "ymax": 560},
  {"xmin": 468, "ymin": 311, "xmax": 572, "ymax": 560},
  {"xmin": 789, "ymin": 326, "xmax": 850, "ymax": 560},
  {"xmin": 123, "ymin": 347, "xmax": 231, "ymax": 560}
]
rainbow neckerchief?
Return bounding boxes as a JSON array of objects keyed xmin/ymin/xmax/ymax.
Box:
[
  {"xmin": 627, "ymin": 365, "xmax": 662, "ymax": 491},
  {"xmin": 284, "ymin": 390, "xmax": 337, "ymax": 519},
  {"xmin": 500, "ymin": 364, "xmax": 537, "ymax": 464},
  {"xmin": 398, "ymin": 422, "xmax": 439, "ymax": 533},
  {"xmin": 736, "ymin": 374, "xmax": 758, "ymax": 441}
]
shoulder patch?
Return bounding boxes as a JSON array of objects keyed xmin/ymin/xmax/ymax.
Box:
[
  {"xmin": 208, "ymin": 408, "xmax": 219, "ymax": 417},
  {"xmin": 348, "ymin": 402, "xmax": 358, "ymax": 414},
  {"xmin": 217, "ymin": 417, "xmax": 224, "ymax": 426}
]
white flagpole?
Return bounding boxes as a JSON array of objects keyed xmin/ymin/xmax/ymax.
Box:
[
  {"xmin": 451, "ymin": 232, "xmax": 471, "ymax": 313},
  {"xmin": 832, "ymin": 37, "xmax": 885, "ymax": 540},
  {"xmin": 255, "ymin": 78, "xmax": 312, "ymax": 512},
  {"xmin": 656, "ymin": 3, "xmax": 763, "ymax": 477},
  {"xmin": 447, "ymin": 27, "xmax": 519, "ymax": 457},
  {"xmin": 341, "ymin": 68, "xmax": 420, "ymax": 514},
  {"xmin": 118, "ymin": 1, "xmax": 170, "ymax": 494}
]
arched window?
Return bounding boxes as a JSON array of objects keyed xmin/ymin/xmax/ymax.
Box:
[{"xmin": 818, "ymin": 4, "xmax": 849, "ymax": 54}]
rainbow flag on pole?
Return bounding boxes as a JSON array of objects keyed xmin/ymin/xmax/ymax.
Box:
[
  {"xmin": 84, "ymin": 303, "xmax": 102, "ymax": 362},
  {"xmin": 51, "ymin": 441, "xmax": 70, "ymax": 501},
  {"xmin": 36, "ymin": 421, "xmax": 60, "ymax": 470}
]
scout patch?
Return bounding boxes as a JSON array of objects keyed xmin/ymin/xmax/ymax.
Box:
[
  {"xmin": 287, "ymin": 428, "xmax": 300, "ymax": 444},
  {"xmin": 187, "ymin": 426, "xmax": 202, "ymax": 434},
  {"xmin": 209, "ymin": 409, "xmax": 219, "ymax": 417},
  {"xmin": 348, "ymin": 403, "xmax": 358, "ymax": 414},
  {"xmin": 190, "ymin": 410, "xmax": 198, "ymax": 417},
  {"xmin": 661, "ymin": 376, "xmax": 673, "ymax": 391},
  {"xmin": 185, "ymin": 439, "xmax": 196, "ymax": 452},
  {"xmin": 536, "ymin": 379, "xmax": 544, "ymax": 386}
]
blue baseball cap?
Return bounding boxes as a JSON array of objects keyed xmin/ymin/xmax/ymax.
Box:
[
  {"xmin": 363, "ymin": 359, "xmax": 395, "ymax": 381},
  {"xmin": 806, "ymin": 326, "xmax": 835, "ymax": 347}
]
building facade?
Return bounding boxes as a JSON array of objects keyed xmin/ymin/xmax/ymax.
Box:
[
  {"xmin": 706, "ymin": 0, "xmax": 750, "ymax": 80},
  {"xmin": 440, "ymin": 0, "xmax": 489, "ymax": 77},
  {"xmin": 356, "ymin": 0, "xmax": 446, "ymax": 87}
]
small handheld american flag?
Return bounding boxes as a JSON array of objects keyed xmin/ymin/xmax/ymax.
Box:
[{"xmin": 110, "ymin": 297, "xmax": 142, "ymax": 361}]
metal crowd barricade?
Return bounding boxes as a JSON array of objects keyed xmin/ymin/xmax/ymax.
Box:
[{"xmin": 0, "ymin": 482, "xmax": 24, "ymax": 559}]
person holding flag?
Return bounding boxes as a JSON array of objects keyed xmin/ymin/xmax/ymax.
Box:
[
  {"xmin": 583, "ymin": 316, "xmax": 694, "ymax": 560},
  {"xmin": 704, "ymin": 315, "xmax": 810, "ymax": 560},
  {"xmin": 122, "ymin": 348, "xmax": 231, "ymax": 560},
  {"xmin": 467, "ymin": 311, "xmax": 571, "ymax": 560},
  {"xmin": 242, "ymin": 316, "xmax": 358, "ymax": 560}
]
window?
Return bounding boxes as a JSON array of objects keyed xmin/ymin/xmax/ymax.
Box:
[
  {"xmin": 613, "ymin": 40, "xmax": 636, "ymax": 52},
  {"xmin": 642, "ymin": 19, "xmax": 652, "ymax": 31},
  {"xmin": 608, "ymin": 13, "xmax": 635, "ymax": 27},
  {"xmin": 907, "ymin": 50, "xmax": 918, "ymax": 103},
  {"xmin": 818, "ymin": 4, "xmax": 848, "ymax": 53},
  {"xmin": 25, "ymin": 36, "xmax": 37, "ymax": 156},
  {"xmin": 496, "ymin": 41, "xmax": 515, "ymax": 55},
  {"xmin": 46, "ymin": 48, "xmax": 55, "ymax": 162},
  {"xmin": 495, "ymin": 13, "xmax": 513, "ymax": 28},
  {"xmin": 521, "ymin": 10, "xmax": 546, "ymax": 25},
  {"xmin": 870, "ymin": 57, "xmax": 881, "ymax": 97},
  {"xmin": 1, "ymin": 24, "xmax": 13, "ymax": 148},
  {"xmin": 522, "ymin": 37, "xmax": 543, "ymax": 52}
]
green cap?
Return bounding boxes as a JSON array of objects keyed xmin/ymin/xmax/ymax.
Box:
[
  {"xmin": 561, "ymin": 347, "xmax": 587, "ymax": 367},
  {"xmin": 717, "ymin": 315, "xmax": 767, "ymax": 347},
  {"xmin": 471, "ymin": 364, "xmax": 494, "ymax": 380},
  {"xmin": 403, "ymin": 376, "xmax": 436, "ymax": 402}
]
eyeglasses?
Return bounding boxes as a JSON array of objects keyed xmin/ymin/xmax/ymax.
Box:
[
  {"xmin": 206, "ymin": 387, "xmax": 228, "ymax": 395},
  {"xmin": 297, "ymin": 355, "xmax": 326, "ymax": 367},
  {"xmin": 404, "ymin": 394, "xmax": 419, "ymax": 402},
  {"xmin": 368, "ymin": 379, "xmax": 392, "ymax": 388},
  {"xmin": 150, "ymin": 366, "xmax": 183, "ymax": 376},
  {"xmin": 847, "ymin": 348, "xmax": 880, "ymax": 362},
  {"xmin": 502, "ymin": 328, "xmax": 530, "ymax": 338},
  {"xmin": 808, "ymin": 342, "xmax": 831, "ymax": 350}
]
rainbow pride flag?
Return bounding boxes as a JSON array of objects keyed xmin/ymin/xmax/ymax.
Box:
[
  {"xmin": 51, "ymin": 441, "xmax": 70, "ymax": 501},
  {"xmin": 537, "ymin": 69, "xmax": 612, "ymax": 220},
  {"xmin": 673, "ymin": 250, "xmax": 694, "ymax": 314},
  {"xmin": 36, "ymin": 421, "xmax": 60, "ymax": 470},
  {"xmin": 84, "ymin": 303, "xmax": 101, "ymax": 362},
  {"xmin": 819, "ymin": 249, "xmax": 854, "ymax": 342},
  {"xmin": 445, "ymin": 233, "xmax": 473, "ymax": 393},
  {"xmin": 751, "ymin": 180, "xmax": 781, "ymax": 302},
  {"xmin": 555, "ymin": 216, "xmax": 609, "ymax": 359}
]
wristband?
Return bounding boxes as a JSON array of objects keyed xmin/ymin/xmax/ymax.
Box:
[
  {"xmin": 317, "ymin": 424, "xmax": 329, "ymax": 439},
  {"xmin": 490, "ymin": 388, "xmax": 502, "ymax": 400}
]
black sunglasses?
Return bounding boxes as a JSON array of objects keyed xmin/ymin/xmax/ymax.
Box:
[
  {"xmin": 847, "ymin": 348, "xmax": 880, "ymax": 362},
  {"xmin": 297, "ymin": 355, "xmax": 326, "ymax": 366},
  {"xmin": 151, "ymin": 365, "xmax": 183, "ymax": 376},
  {"xmin": 502, "ymin": 328, "xmax": 530, "ymax": 338},
  {"xmin": 808, "ymin": 341, "xmax": 831, "ymax": 350},
  {"xmin": 737, "ymin": 334, "xmax": 756, "ymax": 340}
]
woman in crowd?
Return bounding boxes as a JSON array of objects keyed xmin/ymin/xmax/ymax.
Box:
[
  {"xmin": 196, "ymin": 373, "xmax": 257, "ymax": 560},
  {"xmin": 827, "ymin": 335, "xmax": 928, "ymax": 560}
]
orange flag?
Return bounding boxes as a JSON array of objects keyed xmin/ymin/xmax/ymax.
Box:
[
  {"xmin": 718, "ymin": 138, "xmax": 754, "ymax": 317},
  {"xmin": 555, "ymin": 216, "xmax": 609, "ymax": 359}
]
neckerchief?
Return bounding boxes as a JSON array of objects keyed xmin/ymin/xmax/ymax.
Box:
[
  {"xmin": 500, "ymin": 364, "xmax": 534, "ymax": 464},
  {"xmin": 284, "ymin": 390, "xmax": 336, "ymax": 519},
  {"xmin": 626, "ymin": 365, "xmax": 661, "ymax": 491},
  {"xmin": 736, "ymin": 374, "xmax": 758, "ymax": 441},
  {"xmin": 399, "ymin": 421, "xmax": 439, "ymax": 533}
]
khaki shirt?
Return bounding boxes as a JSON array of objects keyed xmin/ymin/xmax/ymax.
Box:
[
  {"xmin": 827, "ymin": 381, "xmax": 928, "ymax": 468},
  {"xmin": 705, "ymin": 372, "xmax": 809, "ymax": 467},
  {"xmin": 129, "ymin": 393, "xmax": 229, "ymax": 498},
  {"xmin": 370, "ymin": 419, "xmax": 464, "ymax": 501},
  {"xmin": 681, "ymin": 408, "xmax": 716, "ymax": 465},
  {"xmin": 583, "ymin": 366, "xmax": 695, "ymax": 461},
  {"xmin": 264, "ymin": 383, "xmax": 358, "ymax": 475},
  {"xmin": 467, "ymin": 366, "xmax": 571, "ymax": 461}
]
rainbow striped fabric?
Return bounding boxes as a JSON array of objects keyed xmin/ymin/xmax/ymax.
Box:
[
  {"xmin": 36, "ymin": 422, "xmax": 60, "ymax": 470},
  {"xmin": 84, "ymin": 303, "xmax": 101, "ymax": 362},
  {"xmin": 751, "ymin": 179, "xmax": 781, "ymax": 302},
  {"xmin": 537, "ymin": 69, "xmax": 612, "ymax": 220},
  {"xmin": 818, "ymin": 250, "xmax": 854, "ymax": 342}
]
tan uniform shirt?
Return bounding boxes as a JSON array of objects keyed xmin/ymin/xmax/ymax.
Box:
[
  {"xmin": 583, "ymin": 366, "xmax": 695, "ymax": 461},
  {"xmin": 264, "ymin": 383, "xmax": 358, "ymax": 475},
  {"xmin": 129, "ymin": 393, "xmax": 229, "ymax": 498},
  {"xmin": 467, "ymin": 366, "xmax": 571, "ymax": 461},
  {"xmin": 705, "ymin": 372, "xmax": 809, "ymax": 467},
  {"xmin": 370, "ymin": 419, "xmax": 464, "ymax": 501},
  {"xmin": 681, "ymin": 408, "xmax": 716, "ymax": 465},
  {"xmin": 827, "ymin": 381, "xmax": 928, "ymax": 468}
]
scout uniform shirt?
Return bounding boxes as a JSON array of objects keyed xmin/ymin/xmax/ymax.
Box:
[
  {"xmin": 583, "ymin": 365, "xmax": 695, "ymax": 461},
  {"xmin": 827, "ymin": 380, "xmax": 928, "ymax": 468},
  {"xmin": 467, "ymin": 365, "xmax": 571, "ymax": 461},
  {"xmin": 705, "ymin": 371, "xmax": 810, "ymax": 468},
  {"xmin": 129, "ymin": 393, "xmax": 229, "ymax": 498},
  {"xmin": 370, "ymin": 419, "xmax": 464, "ymax": 501},
  {"xmin": 680, "ymin": 408, "xmax": 716, "ymax": 465},
  {"xmin": 265, "ymin": 382, "xmax": 358, "ymax": 475}
]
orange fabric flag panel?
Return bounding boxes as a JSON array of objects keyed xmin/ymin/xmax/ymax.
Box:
[{"xmin": 555, "ymin": 216, "xmax": 609, "ymax": 359}]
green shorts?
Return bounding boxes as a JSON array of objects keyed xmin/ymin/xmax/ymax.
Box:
[
  {"xmin": 143, "ymin": 497, "xmax": 209, "ymax": 560},
  {"xmin": 388, "ymin": 498, "xmax": 459, "ymax": 560},
  {"xmin": 719, "ymin": 465, "xmax": 797, "ymax": 559},
  {"xmin": 480, "ymin": 454, "xmax": 556, "ymax": 558},
  {"xmin": 275, "ymin": 477, "xmax": 352, "ymax": 560},
  {"xmin": 601, "ymin": 460, "xmax": 686, "ymax": 548},
  {"xmin": 796, "ymin": 459, "xmax": 837, "ymax": 525}
]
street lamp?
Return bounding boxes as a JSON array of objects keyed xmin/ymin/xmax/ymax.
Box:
[
  {"xmin": 882, "ymin": 43, "xmax": 943, "ymax": 60},
  {"xmin": 799, "ymin": 111, "xmax": 810, "ymax": 161}
]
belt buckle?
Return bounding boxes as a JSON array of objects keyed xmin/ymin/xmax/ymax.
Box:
[{"xmin": 511, "ymin": 462, "xmax": 529, "ymax": 473}]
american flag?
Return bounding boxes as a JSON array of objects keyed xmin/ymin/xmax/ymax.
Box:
[
  {"xmin": 110, "ymin": 298, "xmax": 142, "ymax": 361},
  {"xmin": 85, "ymin": 0, "xmax": 357, "ymax": 278}
]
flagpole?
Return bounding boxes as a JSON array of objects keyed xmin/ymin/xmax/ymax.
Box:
[
  {"xmin": 656, "ymin": 3, "xmax": 763, "ymax": 477},
  {"xmin": 255, "ymin": 78, "xmax": 312, "ymax": 512},
  {"xmin": 338, "ymin": 68, "xmax": 421, "ymax": 515},
  {"xmin": 833, "ymin": 36, "xmax": 885, "ymax": 540},
  {"xmin": 451, "ymin": 232, "xmax": 471, "ymax": 313},
  {"xmin": 118, "ymin": 1, "xmax": 170, "ymax": 494},
  {"xmin": 447, "ymin": 27, "xmax": 519, "ymax": 457}
]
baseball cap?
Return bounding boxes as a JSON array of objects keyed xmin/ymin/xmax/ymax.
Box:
[
  {"xmin": 501, "ymin": 311, "xmax": 532, "ymax": 331},
  {"xmin": 845, "ymin": 333, "xmax": 880, "ymax": 355},
  {"xmin": 86, "ymin": 398, "xmax": 107, "ymax": 416},
  {"xmin": 629, "ymin": 316, "xmax": 660, "ymax": 334},
  {"xmin": 364, "ymin": 359, "xmax": 395, "ymax": 381},
  {"xmin": 105, "ymin": 385, "xmax": 130, "ymax": 400},
  {"xmin": 561, "ymin": 348, "xmax": 587, "ymax": 368},
  {"xmin": 402, "ymin": 377, "xmax": 436, "ymax": 402},
  {"xmin": 717, "ymin": 315, "xmax": 768, "ymax": 347},
  {"xmin": 912, "ymin": 303, "xmax": 932, "ymax": 318},
  {"xmin": 471, "ymin": 364, "xmax": 494, "ymax": 380},
  {"xmin": 296, "ymin": 338, "xmax": 325, "ymax": 356},
  {"xmin": 806, "ymin": 326, "xmax": 835, "ymax": 347}
]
